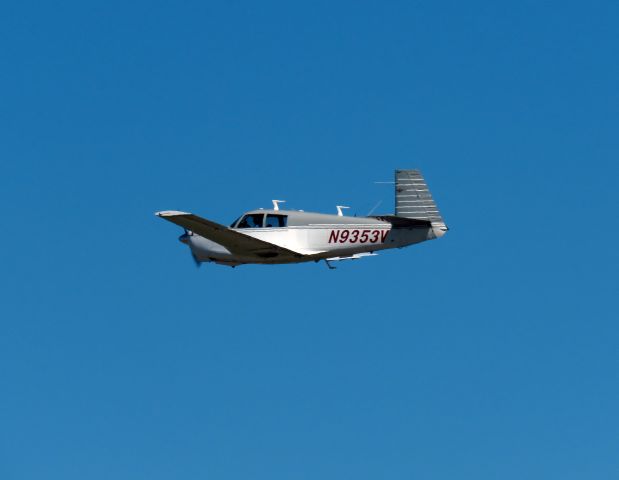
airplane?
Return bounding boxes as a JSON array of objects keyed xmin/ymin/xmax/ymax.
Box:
[{"xmin": 155, "ymin": 169, "xmax": 448, "ymax": 269}]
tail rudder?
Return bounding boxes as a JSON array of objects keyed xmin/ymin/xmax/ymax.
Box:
[{"xmin": 395, "ymin": 169, "xmax": 447, "ymax": 230}]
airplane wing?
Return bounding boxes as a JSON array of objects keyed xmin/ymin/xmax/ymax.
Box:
[{"xmin": 155, "ymin": 211, "xmax": 304, "ymax": 259}]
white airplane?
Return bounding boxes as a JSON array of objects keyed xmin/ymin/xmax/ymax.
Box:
[{"xmin": 156, "ymin": 169, "xmax": 448, "ymax": 268}]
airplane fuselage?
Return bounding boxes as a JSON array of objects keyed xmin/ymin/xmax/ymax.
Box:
[{"xmin": 184, "ymin": 209, "xmax": 445, "ymax": 266}]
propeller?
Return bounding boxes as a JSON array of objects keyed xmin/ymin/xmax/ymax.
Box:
[
  {"xmin": 178, "ymin": 229, "xmax": 201, "ymax": 268},
  {"xmin": 190, "ymin": 250, "xmax": 201, "ymax": 268}
]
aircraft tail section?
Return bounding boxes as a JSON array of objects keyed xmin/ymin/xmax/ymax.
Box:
[{"xmin": 395, "ymin": 169, "xmax": 445, "ymax": 225}]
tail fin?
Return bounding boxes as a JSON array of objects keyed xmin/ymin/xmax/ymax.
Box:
[{"xmin": 395, "ymin": 169, "xmax": 445, "ymax": 224}]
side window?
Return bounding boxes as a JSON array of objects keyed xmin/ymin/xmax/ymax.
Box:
[
  {"xmin": 265, "ymin": 214, "xmax": 287, "ymax": 228},
  {"xmin": 237, "ymin": 214, "xmax": 264, "ymax": 228}
]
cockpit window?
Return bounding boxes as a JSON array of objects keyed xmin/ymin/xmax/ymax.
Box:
[
  {"xmin": 265, "ymin": 214, "xmax": 287, "ymax": 228},
  {"xmin": 229, "ymin": 217, "xmax": 241, "ymax": 228},
  {"xmin": 237, "ymin": 213, "xmax": 264, "ymax": 228}
]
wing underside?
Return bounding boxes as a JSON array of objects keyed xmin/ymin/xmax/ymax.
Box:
[{"xmin": 155, "ymin": 211, "xmax": 304, "ymax": 259}]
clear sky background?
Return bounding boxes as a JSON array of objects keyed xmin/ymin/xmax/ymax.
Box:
[{"xmin": 1, "ymin": 1, "xmax": 617, "ymax": 479}]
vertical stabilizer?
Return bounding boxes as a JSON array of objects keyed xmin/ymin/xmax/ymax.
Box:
[{"xmin": 395, "ymin": 170, "xmax": 445, "ymax": 224}]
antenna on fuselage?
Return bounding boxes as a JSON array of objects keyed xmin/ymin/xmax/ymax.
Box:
[
  {"xmin": 367, "ymin": 200, "xmax": 383, "ymax": 216},
  {"xmin": 336, "ymin": 205, "xmax": 350, "ymax": 216},
  {"xmin": 272, "ymin": 200, "xmax": 286, "ymax": 211}
]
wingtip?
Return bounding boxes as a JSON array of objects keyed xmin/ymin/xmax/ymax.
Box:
[{"xmin": 155, "ymin": 210, "xmax": 191, "ymax": 217}]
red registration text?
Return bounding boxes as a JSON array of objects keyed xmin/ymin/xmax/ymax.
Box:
[{"xmin": 328, "ymin": 229, "xmax": 389, "ymax": 244}]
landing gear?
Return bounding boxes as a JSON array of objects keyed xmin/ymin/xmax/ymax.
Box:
[{"xmin": 324, "ymin": 259, "xmax": 336, "ymax": 270}]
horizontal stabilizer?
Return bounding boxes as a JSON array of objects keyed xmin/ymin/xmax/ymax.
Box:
[
  {"xmin": 326, "ymin": 252, "xmax": 378, "ymax": 262},
  {"xmin": 369, "ymin": 215, "xmax": 432, "ymax": 228}
]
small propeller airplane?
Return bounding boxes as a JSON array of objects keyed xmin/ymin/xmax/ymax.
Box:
[{"xmin": 156, "ymin": 169, "xmax": 448, "ymax": 268}]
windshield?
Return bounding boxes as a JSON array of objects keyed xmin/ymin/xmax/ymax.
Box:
[{"xmin": 237, "ymin": 214, "xmax": 265, "ymax": 228}]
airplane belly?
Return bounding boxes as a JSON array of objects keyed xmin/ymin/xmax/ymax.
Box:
[{"xmin": 193, "ymin": 225, "xmax": 435, "ymax": 264}]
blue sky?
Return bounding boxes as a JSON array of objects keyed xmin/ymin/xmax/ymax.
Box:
[{"xmin": 1, "ymin": 1, "xmax": 617, "ymax": 479}]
